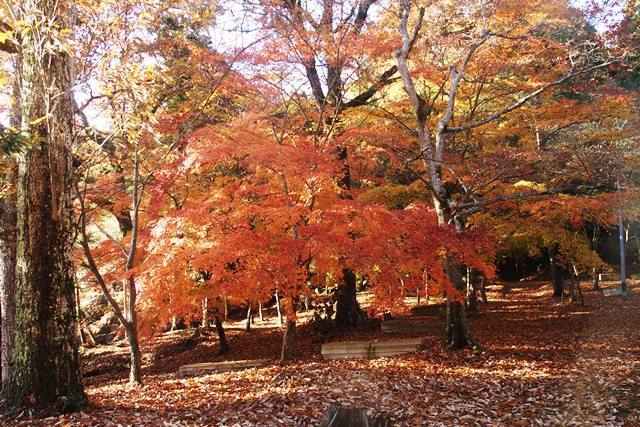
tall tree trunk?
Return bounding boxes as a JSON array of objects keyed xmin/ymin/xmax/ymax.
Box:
[
  {"xmin": 258, "ymin": 301, "xmax": 263, "ymax": 322},
  {"xmin": 245, "ymin": 306, "xmax": 252, "ymax": 332},
  {"xmin": 4, "ymin": 0, "xmax": 85, "ymax": 411},
  {"xmin": 214, "ymin": 314, "xmax": 229, "ymax": 355},
  {"xmin": 444, "ymin": 257, "xmax": 480, "ymax": 351},
  {"xmin": 466, "ymin": 268, "xmax": 478, "ymax": 312},
  {"xmin": 592, "ymin": 267, "xmax": 600, "ymax": 290},
  {"xmin": 572, "ymin": 265, "xmax": 584, "ymax": 306},
  {"xmin": 479, "ymin": 274, "xmax": 488, "ymax": 303},
  {"xmin": 281, "ymin": 318, "xmax": 296, "ymax": 361},
  {"xmin": 549, "ymin": 247, "xmax": 564, "ymax": 298},
  {"xmin": 335, "ymin": 268, "xmax": 363, "ymax": 328},
  {"xmin": 1, "ymin": 58, "xmax": 20, "ymax": 389},
  {"xmin": 125, "ymin": 278, "xmax": 142, "ymax": 384},
  {"xmin": 201, "ymin": 298, "xmax": 209, "ymax": 329},
  {"xmin": 275, "ymin": 291, "xmax": 283, "ymax": 326},
  {"xmin": 567, "ymin": 273, "xmax": 577, "ymax": 302},
  {"xmin": 0, "ymin": 164, "xmax": 16, "ymax": 389}
]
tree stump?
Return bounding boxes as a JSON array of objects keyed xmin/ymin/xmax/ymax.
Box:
[{"xmin": 319, "ymin": 402, "xmax": 392, "ymax": 427}]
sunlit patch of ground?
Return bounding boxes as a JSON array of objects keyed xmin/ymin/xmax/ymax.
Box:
[{"xmin": 5, "ymin": 280, "xmax": 640, "ymax": 426}]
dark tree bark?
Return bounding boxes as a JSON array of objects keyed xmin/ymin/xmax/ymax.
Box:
[
  {"xmin": 335, "ymin": 268, "xmax": 364, "ymax": 328},
  {"xmin": 245, "ymin": 306, "xmax": 252, "ymax": 332},
  {"xmin": 3, "ymin": 0, "xmax": 85, "ymax": 412},
  {"xmin": 479, "ymin": 274, "xmax": 488, "ymax": 303},
  {"xmin": 214, "ymin": 314, "xmax": 229, "ymax": 355},
  {"xmin": 592, "ymin": 267, "xmax": 600, "ymax": 290},
  {"xmin": 0, "ymin": 165, "xmax": 17, "ymax": 389},
  {"xmin": 0, "ymin": 61, "xmax": 19, "ymax": 389},
  {"xmin": 125, "ymin": 278, "xmax": 142, "ymax": 384},
  {"xmin": 444, "ymin": 258, "xmax": 480, "ymax": 351},
  {"xmin": 280, "ymin": 318, "xmax": 296, "ymax": 361},
  {"xmin": 549, "ymin": 247, "xmax": 564, "ymax": 298}
]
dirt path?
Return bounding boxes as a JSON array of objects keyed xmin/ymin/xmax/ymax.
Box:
[{"xmin": 5, "ymin": 281, "xmax": 640, "ymax": 426}]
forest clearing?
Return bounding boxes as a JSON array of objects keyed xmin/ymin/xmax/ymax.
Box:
[
  {"xmin": 1, "ymin": 0, "xmax": 640, "ymax": 425},
  {"xmin": 5, "ymin": 280, "xmax": 640, "ymax": 426}
]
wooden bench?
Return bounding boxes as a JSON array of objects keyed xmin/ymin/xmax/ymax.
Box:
[
  {"xmin": 321, "ymin": 337, "xmax": 425, "ymax": 360},
  {"xmin": 599, "ymin": 273, "xmax": 640, "ymax": 281},
  {"xmin": 381, "ymin": 319, "xmax": 444, "ymax": 335},
  {"xmin": 602, "ymin": 286, "xmax": 627, "ymax": 298},
  {"xmin": 178, "ymin": 358, "xmax": 270, "ymax": 376}
]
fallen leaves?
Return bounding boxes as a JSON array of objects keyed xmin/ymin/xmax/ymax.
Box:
[{"xmin": 4, "ymin": 281, "xmax": 640, "ymax": 426}]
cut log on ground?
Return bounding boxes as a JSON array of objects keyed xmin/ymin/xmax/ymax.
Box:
[
  {"xmin": 319, "ymin": 402, "xmax": 392, "ymax": 427},
  {"xmin": 179, "ymin": 359, "xmax": 270, "ymax": 376},
  {"xmin": 321, "ymin": 338, "xmax": 425, "ymax": 360},
  {"xmin": 381, "ymin": 319, "xmax": 445, "ymax": 335},
  {"xmin": 410, "ymin": 304, "xmax": 446, "ymax": 317}
]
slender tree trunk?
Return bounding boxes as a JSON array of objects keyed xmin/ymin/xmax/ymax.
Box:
[
  {"xmin": 223, "ymin": 295, "xmax": 228, "ymax": 321},
  {"xmin": 245, "ymin": 306, "xmax": 252, "ymax": 332},
  {"xmin": 568, "ymin": 273, "xmax": 577, "ymax": 302},
  {"xmin": 572, "ymin": 265, "xmax": 585, "ymax": 306},
  {"xmin": 479, "ymin": 274, "xmax": 488, "ymax": 303},
  {"xmin": 275, "ymin": 291, "xmax": 283, "ymax": 326},
  {"xmin": 258, "ymin": 301, "xmax": 263, "ymax": 322},
  {"xmin": 335, "ymin": 268, "xmax": 363, "ymax": 328},
  {"xmin": 214, "ymin": 314, "xmax": 229, "ymax": 355},
  {"xmin": 201, "ymin": 298, "xmax": 209, "ymax": 329},
  {"xmin": 4, "ymin": 0, "xmax": 85, "ymax": 411},
  {"xmin": 125, "ymin": 278, "xmax": 142, "ymax": 383},
  {"xmin": 466, "ymin": 268, "xmax": 478, "ymax": 312},
  {"xmin": 592, "ymin": 267, "xmax": 600, "ymax": 290}
]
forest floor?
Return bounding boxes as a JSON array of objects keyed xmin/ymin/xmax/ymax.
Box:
[{"xmin": 4, "ymin": 280, "xmax": 640, "ymax": 426}]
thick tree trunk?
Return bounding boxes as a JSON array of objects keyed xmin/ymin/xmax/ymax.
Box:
[
  {"xmin": 444, "ymin": 257, "xmax": 480, "ymax": 351},
  {"xmin": 280, "ymin": 318, "xmax": 296, "ymax": 361},
  {"xmin": 549, "ymin": 247, "xmax": 564, "ymax": 298},
  {"xmin": 0, "ymin": 163, "xmax": 17, "ymax": 389},
  {"xmin": 335, "ymin": 268, "xmax": 363, "ymax": 328},
  {"xmin": 4, "ymin": 0, "xmax": 85, "ymax": 411},
  {"xmin": 214, "ymin": 314, "xmax": 229, "ymax": 355},
  {"xmin": 592, "ymin": 267, "xmax": 600, "ymax": 290},
  {"xmin": 1, "ymin": 63, "xmax": 19, "ymax": 388}
]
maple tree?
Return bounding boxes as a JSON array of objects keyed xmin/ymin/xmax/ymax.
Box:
[{"xmin": 0, "ymin": 0, "xmax": 639, "ymax": 420}]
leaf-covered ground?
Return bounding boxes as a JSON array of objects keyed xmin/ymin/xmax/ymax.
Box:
[{"xmin": 5, "ymin": 280, "xmax": 640, "ymax": 426}]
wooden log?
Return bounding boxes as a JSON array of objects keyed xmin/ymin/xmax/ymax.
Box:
[
  {"xmin": 381, "ymin": 319, "xmax": 444, "ymax": 335},
  {"xmin": 178, "ymin": 358, "xmax": 270, "ymax": 376},
  {"xmin": 410, "ymin": 304, "xmax": 446, "ymax": 317},
  {"xmin": 319, "ymin": 403, "xmax": 392, "ymax": 427},
  {"xmin": 321, "ymin": 338, "xmax": 425, "ymax": 360}
]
